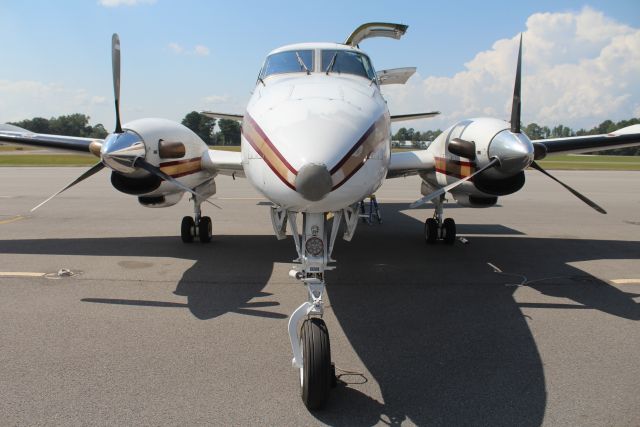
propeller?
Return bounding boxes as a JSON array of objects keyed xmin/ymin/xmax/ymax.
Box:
[
  {"xmin": 29, "ymin": 35, "xmax": 126, "ymax": 211},
  {"xmin": 133, "ymin": 158, "xmax": 202, "ymax": 199},
  {"xmin": 511, "ymin": 34, "xmax": 522, "ymax": 134},
  {"xmin": 529, "ymin": 161, "xmax": 606, "ymax": 214},
  {"xmin": 30, "ymin": 162, "xmax": 105, "ymax": 212},
  {"xmin": 112, "ymin": 33, "xmax": 122, "ymax": 134},
  {"xmin": 410, "ymin": 158, "xmax": 500, "ymax": 208}
]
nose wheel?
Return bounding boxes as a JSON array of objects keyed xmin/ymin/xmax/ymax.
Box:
[{"xmin": 299, "ymin": 318, "xmax": 333, "ymax": 410}]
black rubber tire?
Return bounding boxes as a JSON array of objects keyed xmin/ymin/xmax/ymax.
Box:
[
  {"xmin": 443, "ymin": 218, "xmax": 456, "ymax": 245},
  {"xmin": 198, "ymin": 216, "xmax": 212, "ymax": 243},
  {"xmin": 300, "ymin": 318, "xmax": 332, "ymax": 410},
  {"xmin": 425, "ymin": 218, "xmax": 438, "ymax": 244},
  {"xmin": 181, "ymin": 216, "xmax": 195, "ymax": 243}
]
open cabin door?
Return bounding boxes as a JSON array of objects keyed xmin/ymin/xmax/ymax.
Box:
[{"xmin": 345, "ymin": 22, "xmax": 408, "ymax": 47}]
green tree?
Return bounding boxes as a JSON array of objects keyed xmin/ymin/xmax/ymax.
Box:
[
  {"xmin": 10, "ymin": 114, "xmax": 106, "ymax": 138},
  {"xmin": 90, "ymin": 123, "xmax": 108, "ymax": 138},
  {"xmin": 181, "ymin": 111, "xmax": 216, "ymax": 144},
  {"xmin": 216, "ymin": 119, "xmax": 241, "ymax": 145},
  {"xmin": 393, "ymin": 127, "xmax": 409, "ymax": 141},
  {"xmin": 524, "ymin": 123, "xmax": 545, "ymax": 140}
]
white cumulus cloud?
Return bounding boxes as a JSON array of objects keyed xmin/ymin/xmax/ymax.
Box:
[
  {"xmin": 0, "ymin": 80, "xmax": 108, "ymax": 124},
  {"xmin": 382, "ymin": 7, "xmax": 640, "ymax": 132},
  {"xmin": 167, "ymin": 42, "xmax": 184, "ymax": 54},
  {"xmin": 193, "ymin": 45, "xmax": 210, "ymax": 57},
  {"xmin": 203, "ymin": 95, "xmax": 230, "ymax": 104},
  {"xmin": 168, "ymin": 43, "xmax": 210, "ymax": 57}
]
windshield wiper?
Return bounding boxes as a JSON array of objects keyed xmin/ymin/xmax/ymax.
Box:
[
  {"xmin": 295, "ymin": 51, "xmax": 310, "ymax": 75},
  {"xmin": 326, "ymin": 52, "xmax": 338, "ymax": 75}
]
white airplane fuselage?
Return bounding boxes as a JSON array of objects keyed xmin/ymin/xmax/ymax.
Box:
[{"xmin": 241, "ymin": 43, "xmax": 391, "ymax": 213}]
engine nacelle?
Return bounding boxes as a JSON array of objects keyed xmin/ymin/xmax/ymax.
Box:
[
  {"xmin": 138, "ymin": 192, "xmax": 184, "ymax": 208},
  {"xmin": 111, "ymin": 171, "xmax": 162, "ymax": 195},
  {"xmin": 452, "ymin": 193, "xmax": 498, "ymax": 208},
  {"xmin": 473, "ymin": 171, "xmax": 525, "ymax": 196}
]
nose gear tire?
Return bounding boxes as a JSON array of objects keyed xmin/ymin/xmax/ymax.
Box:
[{"xmin": 300, "ymin": 318, "xmax": 332, "ymax": 410}]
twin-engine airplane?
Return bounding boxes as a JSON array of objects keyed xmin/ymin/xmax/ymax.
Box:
[{"xmin": 2, "ymin": 23, "xmax": 640, "ymax": 409}]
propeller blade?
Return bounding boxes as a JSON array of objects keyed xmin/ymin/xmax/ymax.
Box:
[
  {"xmin": 112, "ymin": 33, "xmax": 122, "ymax": 133},
  {"xmin": 31, "ymin": 162, "xmax": 105, "ymax": 212},
  {"xmin": 510, "ymin": 34, "xmax": 522, "ymax": 134},
  {"xmin": 530, "ymin": 161, "xmax": 606, "ymax": 214},
  {"xmin": 133, "ymin": 157, "xmax": 208, "ymax": 201},
  {"xmin": 410, "ymin": 158, "xmax": 500, "ymax": 209}
]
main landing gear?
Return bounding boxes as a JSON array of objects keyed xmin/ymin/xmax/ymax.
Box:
[
  {"xmin": 424, "ymin": 197, "xmax": 456, "ymax": 244},
  {"xmin": 275, "ymin": 207, "xmax": 359, "ymax": 410},
  {"xmin": 181, "ymin": 197, "xmax": 212, "ymax": 243}
]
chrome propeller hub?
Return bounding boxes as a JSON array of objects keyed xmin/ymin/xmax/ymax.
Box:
[{"xmin": 101, "ymin": 130, "xmax": 146, "ymax": 173}]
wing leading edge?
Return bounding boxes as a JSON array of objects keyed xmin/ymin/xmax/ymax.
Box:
[
  {"xmin": 539, "ymin": 124, "xmax": 640, "ymax": 155},
  {"xmin": 0, "ymin": 124, "xmax": 100, "ymax": 154}
]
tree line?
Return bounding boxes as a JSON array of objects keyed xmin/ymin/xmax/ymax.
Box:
[
  {"xmin": 8, "ymin": 113, "xmax": 639, "ymax": 154},
  {"xmin": 393, "ymin": 117, "xmax": 640, "ymax": 155},
  {"xmin": 8, "ymin": 111, "xmax": 242, "ymax": 146}
]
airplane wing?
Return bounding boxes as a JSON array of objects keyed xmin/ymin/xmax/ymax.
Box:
[
  {"xmin": 386, "ymin": 149, "xmax": 434, "ymax": 178},
  {"xmin": 538, "ymin": 124, "xmax": 640, "ymax": 155},
  {"xmin": 202, "ymin": 148, "xmax": 244, "ymax": 178},
  {"xmin": 390, "ymin": 112, "xmax": 440, "ymax": 122},
  {"xmin": 0, "ymin": 124, "xmax": 101, "ymax": 154},
  {"xmin": 200, "ymin": 111, "xmax": 244, "ymax": 122}
]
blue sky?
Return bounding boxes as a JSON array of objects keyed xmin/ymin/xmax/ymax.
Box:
[{"xmin": 1, "ymin": 0, "xmax": 639, "ymax": 132}]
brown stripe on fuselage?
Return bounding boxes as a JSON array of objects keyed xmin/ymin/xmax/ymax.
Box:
[
  {"xmin": 435, "ymin": 156, "xmax": 476, "ymax": 179},
  {"xmin": 159, "ymin": 157, "xmax": 202, "ymax": 178},
  {"xmin": 243, "ymin": 114, "xmax": 297, "ymax": 190},
  {"xmin": 243, "ymin": 112, "xmax": 388, "ymax": 194},
  {"xmin": 330, "ymin": 114, "xmax": 388, "ymax": 190}
]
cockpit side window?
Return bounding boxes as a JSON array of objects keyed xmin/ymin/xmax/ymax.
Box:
[
  {"xmin": 260, "ymin": 50, "xmax": 314, "ymax": 78},
  {"xmin": 321, "ymin": 50, "xmax": 376, "ymax": 80}
]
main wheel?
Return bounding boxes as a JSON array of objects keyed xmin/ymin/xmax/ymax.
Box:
[
  {"xmin": 424, "ymin": 218, "xmax": 438, "ymax": 244},
  {"xmin": 300, "ymin": 318, "xmax": 332, "ymax": 410},
  {"xmin": 443, "ymin": 218, "xmax": 456, "ymax": 245},
  {"xmin": 198, "ymin": 216, "xmax": 212, "ymax": 243},
  {"xmin": 181, "ymin": 216, "xmax": 195, "ymax": 243}
]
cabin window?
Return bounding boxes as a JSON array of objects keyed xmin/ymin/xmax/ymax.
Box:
[
  {"xmin": 261, "ymin": 50, "xmax": 314, "ymax": 78},
  {"xmin": 321, "ymin": 50, "xmax": 376, "ymax": 80}
]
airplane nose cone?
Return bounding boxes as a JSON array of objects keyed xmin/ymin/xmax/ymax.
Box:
[
  {"xmin": 295, "ymin": 163, "xmax": 332, "ymax": 201},
  {"xmin": 488, "ymin": 130, "xmax": 534, "ymax": 175}
]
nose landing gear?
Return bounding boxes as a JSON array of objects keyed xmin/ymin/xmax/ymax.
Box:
[{"xmin": 284, "ymin": 208, "xmax": 358, "ymax": 409}]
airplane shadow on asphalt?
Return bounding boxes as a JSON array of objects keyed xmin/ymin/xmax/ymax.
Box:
[{"xmin": 0, "ymin": 202, "xmax": 638, "ymax": 426}]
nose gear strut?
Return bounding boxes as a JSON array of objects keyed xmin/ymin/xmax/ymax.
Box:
[{"xmin": 280, "ymin": 207, "xmax": 358, "ymax": 409}]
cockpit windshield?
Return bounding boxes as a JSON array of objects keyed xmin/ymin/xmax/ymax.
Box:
[
  {"xmin": 261, "ymin": 50, "xmax": 313, "ymax": 78},
  {"xmin": 322, "ymin": 50, "xmax": 376, "ymax": 80}
]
